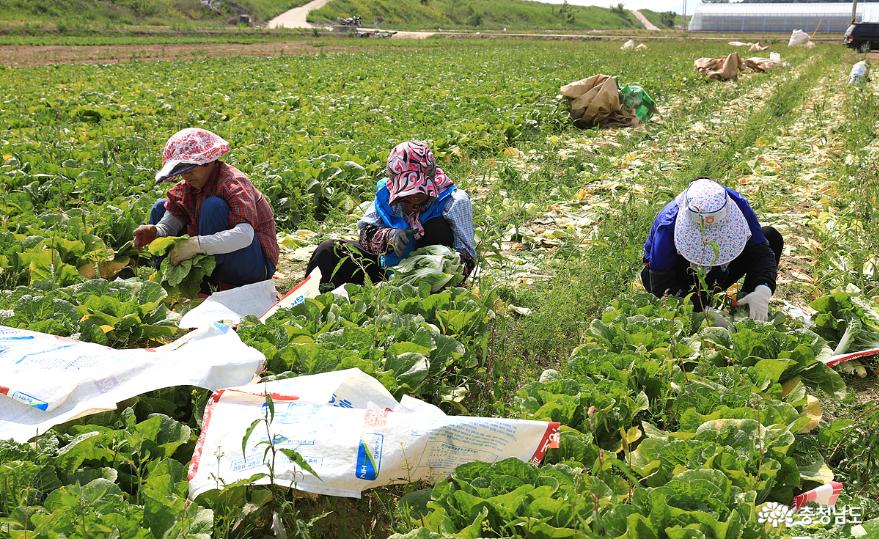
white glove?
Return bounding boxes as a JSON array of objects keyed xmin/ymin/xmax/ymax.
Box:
[
  {"xmin": 169, "ymin": 237, "xmax": 202, "ymax": 265},
  {"xmin": 388, "ymin": 229, "xmax": 413, "ymax": 257},
  {"xmin": 704, "ymin": 307, "xmax": 732, "ymax": 329},
  {"xmin": 738, "ymin": 284, "xmax": 772, "ymax": 322}
]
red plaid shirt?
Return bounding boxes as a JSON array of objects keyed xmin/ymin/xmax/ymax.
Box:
[{"xmin": 165, "ymin": 162, "xmax": 279, "ymax": 266}]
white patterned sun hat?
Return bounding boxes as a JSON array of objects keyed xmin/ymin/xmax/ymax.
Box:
[{"xmin": 674, "ymin": 178, "xmax": 751, "ymax": 267}]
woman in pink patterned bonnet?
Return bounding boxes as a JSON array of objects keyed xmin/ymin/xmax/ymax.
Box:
[
  {"xmin": 133, "ymin": 128, "xmax": 279, "ymax": 290},
  {"xmin": 306, "ymin": 141, "xmax": 476, "ymax": 288},
  {"xmin": 641, "ymin": 178, "xmax": 783, "ymax": 322}
]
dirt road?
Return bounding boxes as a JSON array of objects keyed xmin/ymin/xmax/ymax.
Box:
[
  {"xmin": 633, "ymin": 11, "xmax": 661, "ymax": 32},
  {"xmin": 268, "ymin": 0, "xmax": 333, "ymax": 29}
]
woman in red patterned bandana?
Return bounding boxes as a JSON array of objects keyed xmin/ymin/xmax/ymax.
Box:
[
  {"xmin": 306, "ymin": 141, "xmax": 476, "ymax": 288},
  {"xmin": 133, "ymin": 128, "xmax": 279, "ymax": 289}
]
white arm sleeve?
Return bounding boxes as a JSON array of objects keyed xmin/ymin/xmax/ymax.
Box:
[
  {"xmin": 197, "ymin": 223, "xmax": 255, "ymax": 255},
  {"xmin": 155, "ymin": 211, "xmax": 185, "ymax": 237}
]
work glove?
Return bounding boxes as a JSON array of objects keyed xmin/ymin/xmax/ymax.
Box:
[
  {"xmin": 737, "ymin": 284, "xmax": 772, "ymax": 322},
  {"xmin": 704, "ymin": 307, "xmax": 732, "ymax": 329},
  {"xmin": 133, "ymin": 225, "xmax": 158, "ymax": 250},
  {"xmin": 169, "ymin": 237, "xmax": 202, "ymax": 265},
  {"xmin": 388, "ymin": 229, "xmax": 413, "ymax": 257}
]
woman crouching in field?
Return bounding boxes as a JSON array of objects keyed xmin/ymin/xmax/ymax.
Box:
[
  {"xmin": 133, "ymin": 128, "xmax": 279, "ymax": 288},
  {"xmin": 306, "ymin": 141, "xmax": 476, "ymax": 288}
]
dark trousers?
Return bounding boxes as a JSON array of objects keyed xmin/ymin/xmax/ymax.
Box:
[
  {"xmin": 149, "ymin": 197, "xmax": 275, "ymax": 287},
  {"xmin": 305, "ymin": 217, "xmax": 454, "ymax": 288}
]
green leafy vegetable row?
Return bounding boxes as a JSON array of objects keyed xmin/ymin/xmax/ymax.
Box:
[{"xmin": 394, "ymin": 291, "xmax": 878, "ymax": 538}]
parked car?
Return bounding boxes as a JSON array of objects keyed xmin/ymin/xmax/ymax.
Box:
[{"xmin": 844, "ymin": 22, "xmax": 879, "ymax": 53}]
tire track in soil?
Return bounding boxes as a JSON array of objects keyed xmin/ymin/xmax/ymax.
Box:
[{"xmin": 735, "ymin": 64, "xmax": 879, "ymax": 414}]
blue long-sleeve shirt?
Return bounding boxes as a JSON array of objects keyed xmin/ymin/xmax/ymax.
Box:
[{"xmin": 643, "ymin": 187, "xmax": 777, "ymax": 300}]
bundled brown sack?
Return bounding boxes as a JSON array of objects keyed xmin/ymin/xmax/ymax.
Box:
[
  {"xmin": 694, "ymin": 52, "xmax": 744, "ymax": 81},
  {"xmin": 742, "ymin": 57, "xmax": 779, "ymax": 72},
  {"xmin": 694, "ymin": 52, "xmax": 778, "ymax": 81},
  {"xmin": 559, "ymin": 74, "xmax": 636, "ymax": 128}
]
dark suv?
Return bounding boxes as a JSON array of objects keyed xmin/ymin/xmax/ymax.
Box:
[{"xmin": 845, "ymin": 23, "xmax": 879, "ymax": 52}]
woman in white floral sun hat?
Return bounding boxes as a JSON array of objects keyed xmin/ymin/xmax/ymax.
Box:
[{"xmin": 641, "ymin": 178, "xmax": 783, "ymax": 321}]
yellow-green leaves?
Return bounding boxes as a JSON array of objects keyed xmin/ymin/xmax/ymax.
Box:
[{"xmin": 147, "ymin": 235, "xmax": 188, "ymax": 257}]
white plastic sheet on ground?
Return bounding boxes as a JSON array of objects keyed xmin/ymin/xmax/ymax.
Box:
[
  {"xmin": 0, "ymin": 323, "xmax": 264, "ymax": 442},
  {"xmin": 179, "ymin": 279, "xmax": 278, "ymax": 329},
  {"xmin": 793, "ymin": 481, "xmax": 844, "ymax": 509},
  {"xmin": 259, "ymin": 268, "xmax": 321, "ymax": 322},
  {"xmin": 188, "ymin": 369, "xmax": 560, "ymax": 499}
]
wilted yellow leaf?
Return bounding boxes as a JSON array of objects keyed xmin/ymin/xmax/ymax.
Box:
[
  {"xmin": 100, "ymin": 325, "xmax": 114, "ymax": 334},
  {"xmin": 781, "ymin": 376, "xmax": 802, "ymax": 397},
  {"xmin": 621, "ymin": 426, "xmax": 642, "ymax": 445},
  {"xmin": 79, "ymin": 258, "xmax": 129, "ymax": 280},
  {"xmin": 98, "ymin": 259, "xmax": 129, "ymax": 279},
  {"xmin": 800, "ymin": 395, "xmax": 822, "ymax": 433},
  {"xmin": 800, "ymin": 461, "xmax": 834, "ymax": 484},
  {"xmin": 78, "ymin": 263, "xmax": 98, "ymax": 279}
]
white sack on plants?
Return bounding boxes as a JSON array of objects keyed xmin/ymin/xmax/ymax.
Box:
[
  {"xmin": 0, "ymin": 323, "xmax": 264, "ymax": 442},
  {"xmin": 188, "ymin": 368, "xmax": 560, "ymax": 499}
]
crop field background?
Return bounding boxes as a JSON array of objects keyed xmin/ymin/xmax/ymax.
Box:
[{"xmin": 1, "ymin": 36, "xmax": 879, "ymax": 538}]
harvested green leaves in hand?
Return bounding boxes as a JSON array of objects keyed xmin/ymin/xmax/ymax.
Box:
[
  {"xmin": 147, "ymin": 236, "xmax": 216, "ymax": 298},
  {"xmin": 389, "ymin": 245, "xmax": 465, "ymax": 293}
]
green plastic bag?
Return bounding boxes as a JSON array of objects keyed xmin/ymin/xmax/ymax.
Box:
[{"xmin": 620, "ymin": 84, "xmax": 656, "ymax": 123}]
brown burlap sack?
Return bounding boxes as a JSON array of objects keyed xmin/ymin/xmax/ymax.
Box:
[{"xmin": 559, "ymin": 74, "xmax": 637, "ymax": 128}]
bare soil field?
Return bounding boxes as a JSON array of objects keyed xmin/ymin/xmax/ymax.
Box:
[{"xmin": 0, "ymin": 41, "xmax": 365, "ymax": 67}]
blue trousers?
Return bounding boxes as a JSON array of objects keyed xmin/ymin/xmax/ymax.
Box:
[{"xmin": 149, "ymin": 197, "xmax": 275, "ymax": 287}]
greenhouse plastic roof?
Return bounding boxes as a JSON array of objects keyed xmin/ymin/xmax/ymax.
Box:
[{"xmin": 692, "ymin": 2, "xmax": 879, "ymax": 21}]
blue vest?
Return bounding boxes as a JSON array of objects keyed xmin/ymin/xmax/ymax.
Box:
[{"xmin": 374, "ymin": 179, "xmax": 456, "ymax": 267}]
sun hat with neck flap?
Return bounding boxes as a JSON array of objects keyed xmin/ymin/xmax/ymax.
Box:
[
  {"xmin": 674, "ymin": 178, "xmax": 751, "ymax": 267},
  {"xmin": 154, "ymin": 128, "xmax": 230, "ymax": 183}
]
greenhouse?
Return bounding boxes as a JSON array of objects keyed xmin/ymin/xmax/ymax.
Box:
[{"xmin": 688, "ymin": 2, "xmax": 879, "ymax": 33}]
